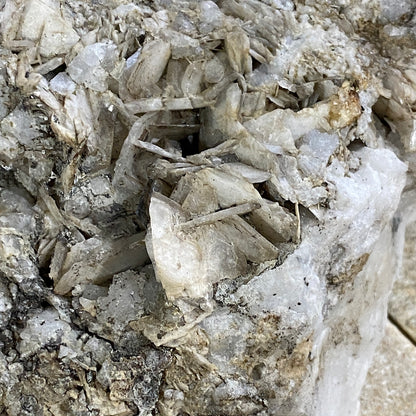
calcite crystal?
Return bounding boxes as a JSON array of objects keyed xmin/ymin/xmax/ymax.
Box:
[{"xmin": 0, "ymin": 0, "xmax": 415, "ymax": 415}]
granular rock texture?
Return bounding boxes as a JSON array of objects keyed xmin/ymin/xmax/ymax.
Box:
[{"xmin": 0, "ymin": 1, "xmax": 415, "ymax": 415}]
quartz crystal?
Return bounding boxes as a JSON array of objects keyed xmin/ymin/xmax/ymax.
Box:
[{"xmin": 0, "ymin": 0, "xmax": 415, "ymax": 415}]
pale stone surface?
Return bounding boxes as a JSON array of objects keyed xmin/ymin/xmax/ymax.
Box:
[
  {"xmin": 389, "ymin": 220, "xmax": 416, "ymax": 343},
  {"xmin": 360, "ymin": 321, "xmax": 416, "ymax": 416}
]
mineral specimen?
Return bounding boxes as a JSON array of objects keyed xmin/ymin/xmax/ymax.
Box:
[{"xmin": 0, "ymin": 0, "xmax": 415, "ymax": 415}]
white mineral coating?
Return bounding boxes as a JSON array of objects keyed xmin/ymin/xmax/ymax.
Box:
[
  {"xmin": 313, "ymin": 218, "xmax": 403, "ymax": 415},
  {"xmin": 18, "ymin": 309, "xmax": 80, "ymax": 358},
  {"xmin": 20, "ymin": 0, "xmax": 79, "ymax": 57}
]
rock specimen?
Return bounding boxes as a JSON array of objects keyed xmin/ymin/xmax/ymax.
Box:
[
  {"xmin": 0, "ymin": 0, "xmax": 415, "ymax": 415},
  {"xmin": 359, "ymin": 321, "xmax": 416, "ymax": 416}
]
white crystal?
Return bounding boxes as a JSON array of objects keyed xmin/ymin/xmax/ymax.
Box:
[
  {"xmin": 20, "ymin": 0, "xmax": 79, "ymax": 57},
  {"xmin": 297, "ymin": 130, "xmax": 339, "ymax": 178},
  {"xmin": 199, "ymin": 1, "xmax": 224, "ymax": 34},
  {"xmin": 54, "ymin": 232, "xmax": 148, "ymax": 295},
  {"xmin": 1, "ymin": 109, "xmax": 40, "ymax": 147},
  {"xmin": 67, "ymin": 42, "xmax": 118, "ymax": 92},
  {"xmin": 18, "ymin": 309, "xmax": 80, "ymax": 358},
  {"xmin": 49, "ymin": 73, "xmax": 76, "ymax": 95}
]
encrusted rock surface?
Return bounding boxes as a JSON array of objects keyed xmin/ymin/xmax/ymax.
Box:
[{"xmin": 0, "ymin": 0, "xmax": 415, "ymax": 415}]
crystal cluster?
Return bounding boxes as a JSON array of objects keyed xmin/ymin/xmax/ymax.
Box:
[{"xmin": 0, "ymin": 0, "xmax": 415, "ymax": 415}]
